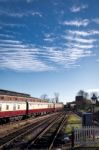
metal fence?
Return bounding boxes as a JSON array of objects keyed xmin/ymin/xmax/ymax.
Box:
[{"xmin": 73, "ymin": 126, "xmax": 99, "ymax": 147}]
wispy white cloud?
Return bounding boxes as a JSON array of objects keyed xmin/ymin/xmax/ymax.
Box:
[
  {"xmin": 43, "ymin": 33, "xmax": 57, "ymax": 42},
  {"xmin": 67, "ymin": 30, "xmax": 99, "ymax": 37},
  {"xmin": 44, "ymin": 33, "xmax": 54, "ymax": 38},
  {"xmin": 42, "ymin": 46, "xmax": 92, "ymax": 69},
  {"xmin": 0, "ymin": 57, "xmax": 53, "ymax": 72},
  {"xmin": 63, "ymin": 19, "xmax": 89, "ymax": 27},
  {"xmin": 0, "ymin": 0, "xmax": 98, "ymax": 72},
  {"xmin": 66, "ymin": 43, "xmax": 94, "ymax": 49},
  {"xmin": 66, "ymin": 48, "xmax": 91, "ymax": 61},
  {"xmin": 0, "ymin": 24, "xmax": 96, "ymax": 72},
  {"xmin": 0, "ymin": 39, "xmax": 21, "ymax": 44},
  {"xmin": 44, "ymin": 38, "xmax": 54, "ymax": 42},
  {"xmin": 0, "ymin": 39, "xmax": 54, "ymax": 71},
  {"xmin": 63, "ymin": 35, "xmax": 96, "ymax": 44},
  {"xmin": 32, "ymin": 12, "xmax": 42, "ymax": 17},
  {"xmin": 64, "ymin": 30, "xmax": 99, "ymax": 53},
  {"xmin": 0, "ymin": 37, "xmax": 93, "ymax": 71},
  {"xmin": 0, "ymin": 10, "xmax": 42, "ymax": 18},
  {"xmin": 0, "ymin": 33, "xmax": 14, "ymax": 38},
  {"xmin": 92, "ymin": 18, "xmax": 99, "ymax": 24},
  {"xmin": 70, "ymin": 4, "xmax": 88, "ymax": 13},
  {"xmin": 62, "ymin": 29, "xmax": 96, "ymax": 60}
]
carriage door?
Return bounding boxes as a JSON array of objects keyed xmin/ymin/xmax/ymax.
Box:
[{"xmin": 26, "ymin": 101, "xmax": 29, "ymax": 115}]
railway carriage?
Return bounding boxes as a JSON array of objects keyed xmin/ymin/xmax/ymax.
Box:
[
  {"xmin": 0, "ymin": 89, "xmax": 64, "ymax": 123},
  {"xmin": 55, "ymin": 103, "xmax": 64, "ymax": 112},
  {"xmin": 0, "ymin": 101, "xmax": 26, "ymax": 122},
  {"xmin": 28, "ymin": 102, "xmax": 55, "ymax": 116}
]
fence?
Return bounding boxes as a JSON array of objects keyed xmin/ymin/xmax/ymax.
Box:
[{"xmin": 72, "ymin": 126, "xmax": 99, "ymax": 148}]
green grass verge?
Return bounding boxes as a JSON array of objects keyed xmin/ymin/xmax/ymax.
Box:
[
  {"xmin": 65, "ymin": 114, "xmax": 82, "ymax": 134},
  {"xmin": 67, "ymin": 114, "xmax": 82, "ymax": 124}
]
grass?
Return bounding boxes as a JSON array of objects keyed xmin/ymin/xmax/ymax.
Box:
[
  {"xmin": 67, "ymin": 114, "xmax": 81, "ymax": 124},
  {"xmin": 65, "ymin": 123, "xmax": 82, "ymax": 134},
  {"xmin": 65, "ymin": 113, "xmax": 82, "ymax": 134}
]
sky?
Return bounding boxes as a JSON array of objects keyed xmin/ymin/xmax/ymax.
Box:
[{"xmin": 0, "ymin": 0, "xmax": 99, "ymax": 104}]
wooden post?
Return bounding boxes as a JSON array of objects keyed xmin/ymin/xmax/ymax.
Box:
[{"xmin": 71, "ymin": 128, "xmax": 74, "ymax": 149}]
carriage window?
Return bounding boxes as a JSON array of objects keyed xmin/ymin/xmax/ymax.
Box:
[
  {"xmin": 6, "ymin": 105, "xmax": 9, "ymax": 110},
  {"xmin": 1, "ymin": 96, "xmax": 4, "ymax": 100},
  {"xmin": 0, "ymin": 105, "xmax": 2, "ymax": 111}
]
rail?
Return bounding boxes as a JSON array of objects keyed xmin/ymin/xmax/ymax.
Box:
[
  {"xmin": 0, "ymin": 113, "xmax": 61, "ymax": 149},
  {"xmin": 26, "ymin": 112, "xmax": 66, "ymax": 150}
]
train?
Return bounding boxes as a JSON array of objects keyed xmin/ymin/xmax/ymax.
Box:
[{"xmin": 0, "ymin": 89, "xmax": 64, "ymax": 123}]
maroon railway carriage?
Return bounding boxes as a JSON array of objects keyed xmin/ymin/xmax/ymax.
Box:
[{"xmin": 0, "ymin": 89, "xmax": 64, "ymax": 123}]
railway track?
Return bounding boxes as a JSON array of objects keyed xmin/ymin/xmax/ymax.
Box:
[
  {"xmin": 0, "ymin": 113, "xmax": 57, "ymax": 138},
  {"xmin": 0, "ymin": 112, "xmax": 67, "ymax": 150},
  {"xmin": 26, "ymin": 112, "xmax": 67, "ymax": 150},
  {"xmin": 0, "ymin": 112, "xmax": 64, "ymax": 150}
]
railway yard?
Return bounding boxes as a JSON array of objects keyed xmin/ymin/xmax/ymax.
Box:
[
  {"xmin": 0, "ymin": 109, "xmax": 99, "ymax": 150},
  {"xmin": 0, "ymin": 112, "xmax": 71, "ymax": 150},
  {"xmin": 1, "ymin": 0, "xmax": 99, "ymax": 149},
  {"xmin": 0, "ymin": 90, "xmax": 99, "ymax": 150},
  {"xmin": 0, "ymin": 90, "xmax": 69, "ymax": 150}
]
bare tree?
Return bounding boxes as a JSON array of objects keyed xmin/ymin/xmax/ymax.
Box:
[
  {"xmin": 50, "ymin": 98, "xmax": 55, "ymax": 103},
  {"xmin": 54, "ymin": 92, "xmax": 59, "ymax": 103},
  {"xmin": 40, "ymin": 94, "xmax": 49, "ymax": 101},
  {"xmin": 84, "ymin": 92, "xmax": 89, "ymax": 99}
]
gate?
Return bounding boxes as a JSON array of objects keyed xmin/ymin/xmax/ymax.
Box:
[{"xmin": 72, "ymin": 126, "xmax": 99, "ymax": 148}]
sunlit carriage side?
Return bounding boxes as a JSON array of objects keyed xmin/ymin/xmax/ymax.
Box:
[{"xmin": 0, "ymin": 89, "xmax": 64, "ymax": 123}]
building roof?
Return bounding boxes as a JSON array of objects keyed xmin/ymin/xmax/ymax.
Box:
[{"xmin": 0, "ymin": 89, "xmax": 30, "ymax": 97}]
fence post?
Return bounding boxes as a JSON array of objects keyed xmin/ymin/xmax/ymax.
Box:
[{"xmin": 71, "ymin": 127, "xmax": 74, "ymax": 149}]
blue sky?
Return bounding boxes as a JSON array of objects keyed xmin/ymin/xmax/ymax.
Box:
[{"xmin": 0, "ymin": 0, "xmax": 99, "ymax": 103}]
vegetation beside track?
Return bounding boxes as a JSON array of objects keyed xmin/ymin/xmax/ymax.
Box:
[{"xmin": 65, "ymin": 112, "xmax": 82, "ymax": 134}]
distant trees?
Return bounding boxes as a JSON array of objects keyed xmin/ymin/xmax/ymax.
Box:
[
  {"xmin": 77, "ymin": 90, "xmax": 99, "ymax": 101},
  {"xmin": 76, "ymin": 90, "xmax": 91, "ymax": 110},
  {"xmin": 77, "ymin": 90, "xmax": 88, "ymax": 99},
  {"xmin": 40, "ymin": 94, "xmax": 50, "ymax": 102},
  {"xmin": 76, "ymin": 89, "xmax": 99, "ymax": 110},
  {"xmin": 40, "ymin": 92, "xmax": 60, "ymax": 103}
]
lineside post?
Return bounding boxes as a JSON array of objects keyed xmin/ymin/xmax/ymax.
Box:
[{"xmin": 71, "ymin": 127, "xmax": 74, "ymax": 149}]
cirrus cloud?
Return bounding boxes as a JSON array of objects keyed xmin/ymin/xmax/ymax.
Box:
[
  {"xmin": 70, "ymin": 4, "xmax": 88, "ymax": 13},
  {"xmin": 63, "ymin": 19, "xmax": 89, "ymax": 27}
]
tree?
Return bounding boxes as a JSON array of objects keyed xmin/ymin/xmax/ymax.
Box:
[
  {"xmin": 40, "ymin": 94, "xmax": 49, "ymax": 102},
  {"xmin": 54, "ymin": 92, "xmax": 59, "ymax": 103},
  {"xmin": 50, "ymin": 98, "xmax": 55, "ymax": 103},
  {"xmin": 77, "ymin": 90, "xmax": 89, "ymax": 99},
  {"xmin": 76, "ymin": 90, "xmax": 90, "ymax": 110},
  {"xmin": 77, "ymin": 90, "xmax": 85, "ymax": 97}
]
